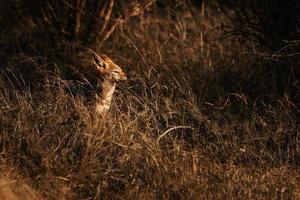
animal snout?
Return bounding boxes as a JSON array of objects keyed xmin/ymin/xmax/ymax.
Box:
[{"xmin": 120, "ymin": 72, "xmax": 128, "ymax": 80}]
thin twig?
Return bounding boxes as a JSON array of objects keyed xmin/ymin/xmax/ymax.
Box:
[{"xmin": 156, "ymin": 126, "xmax": 194, "ymax": 144}]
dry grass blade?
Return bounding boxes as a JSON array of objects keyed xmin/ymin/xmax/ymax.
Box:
[{"xmin": 156, "ymin": 126, "xmax": 194, "ymax": 144}]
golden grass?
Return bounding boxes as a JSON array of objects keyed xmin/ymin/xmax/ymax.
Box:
[{"xmin": 0, "ymin": 3, "xmax": 299, "ymax": 199}]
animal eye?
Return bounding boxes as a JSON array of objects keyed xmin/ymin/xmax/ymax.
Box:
[{"xmin": 111, "ymin": 71, "xmax": 120, "ymax": 74}]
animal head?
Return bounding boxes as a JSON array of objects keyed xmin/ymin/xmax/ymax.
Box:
[{"xmin": 91, "ymin": 52, "xmax": 127, "ymax": 82}]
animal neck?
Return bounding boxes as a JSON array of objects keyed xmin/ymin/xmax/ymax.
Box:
[
  {"xmin": 95, "ymin": 80, "xmax": 116, "ymax": 114},
  {"xmin": 101, "ymin": 80, "xmax": 116, "ymax": 98}
]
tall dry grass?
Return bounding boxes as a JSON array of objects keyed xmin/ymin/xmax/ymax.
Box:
[{"xmin": 0, "ymin": 2, "xmax": 299, "ymax": 199}]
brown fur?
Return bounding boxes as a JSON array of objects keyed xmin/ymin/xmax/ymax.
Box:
[{"xmin": 69, "ymin": 51, "xmax": 127, "ymax": 115}]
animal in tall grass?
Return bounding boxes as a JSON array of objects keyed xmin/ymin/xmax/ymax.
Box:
[
  {"xmin": 0, "ymin": 50, "xmax": 127, "ymax": 115},
  {"xmin": 65, "ymin": 51, "xmax": 127, "ymax": 115}
]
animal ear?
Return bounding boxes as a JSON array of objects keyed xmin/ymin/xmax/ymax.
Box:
[{"xmin": 92, "ymin": 53, "xmax": 106, "ymax": 69}]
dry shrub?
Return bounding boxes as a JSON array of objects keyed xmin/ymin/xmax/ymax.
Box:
[
  {"xmin": 218, "ymin": 0, "xmax": 300, "ymax": 96},
  {"xmin": 0, "ymin": 1, "xmax": 300, "ymax": 199},
  {"xmin": 0, "ymin": 0, "xmax": 157, "ymax": 52}
]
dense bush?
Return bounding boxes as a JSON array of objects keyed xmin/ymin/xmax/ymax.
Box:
[
  {"xmin": 218, "ymin": 0, "xmax": 300, "ymax": 96},
  {"xmin": 0, "ymin": 0, "xmax": 156, "ymax": 52}
]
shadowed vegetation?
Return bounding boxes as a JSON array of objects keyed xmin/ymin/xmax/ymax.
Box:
[{"xmin": 0, "ymin": 0, "xmax": 299, "ymax": 199}]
